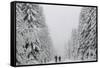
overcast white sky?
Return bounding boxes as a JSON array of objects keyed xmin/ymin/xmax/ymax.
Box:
[{"xmin": 42, "ymin": 5, "xmax": 82, "ymax": 57}]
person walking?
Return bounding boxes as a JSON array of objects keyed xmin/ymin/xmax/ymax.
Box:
[
  {"xmin": 55, "ymin": 56, "xmax": 57, "ymax": 62},
  {"xmin": 59, "ymin": 56, "xmax": 61, "ymax": 62}
]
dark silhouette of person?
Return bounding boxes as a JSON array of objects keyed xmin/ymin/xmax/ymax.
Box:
[
  {"xmin": 59, "ymin": 56, "xmax": 61, "ymax": 62},
  {"xmin": 55, "ymin": 56, "xmax": 57, "ymax": 62}
]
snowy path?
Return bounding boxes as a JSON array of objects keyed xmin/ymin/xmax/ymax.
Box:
[{"xmin": 47, "ymin": 59, "xmax": 83, "ymax": 64}]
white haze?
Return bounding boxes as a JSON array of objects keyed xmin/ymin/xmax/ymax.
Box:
[{"xmin": 42, "ymin": 5, "xmax": 82, "ymax": 57}]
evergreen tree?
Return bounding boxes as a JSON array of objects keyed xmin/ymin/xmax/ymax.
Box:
[
  {"xmin": 78, "ymin": 7, "xmax": 97, "ymax": 60},
  {"xmin": 16, "ymin": 3, "xmax": 54, "ymax": 65}
]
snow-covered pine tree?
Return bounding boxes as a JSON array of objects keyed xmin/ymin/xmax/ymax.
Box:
[
  {"xmin": 71, "ymin": 29, "xmax": 79, "ymax": 60},
  {"xmin": 78, "ymin": 7, "xmax": 97, "ymax": 60},
  {"xmin": 16, "ymin": 3, "xmax": 54, "ymax": 65},
  {"xmin": 66, "ymin": 29, "xmax": 79, "ymax": 60}
]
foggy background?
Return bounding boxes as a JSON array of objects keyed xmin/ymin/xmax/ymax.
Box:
[{"xmin": 42, "ymin": 5, "xmax": 82, "ymax": 58}]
